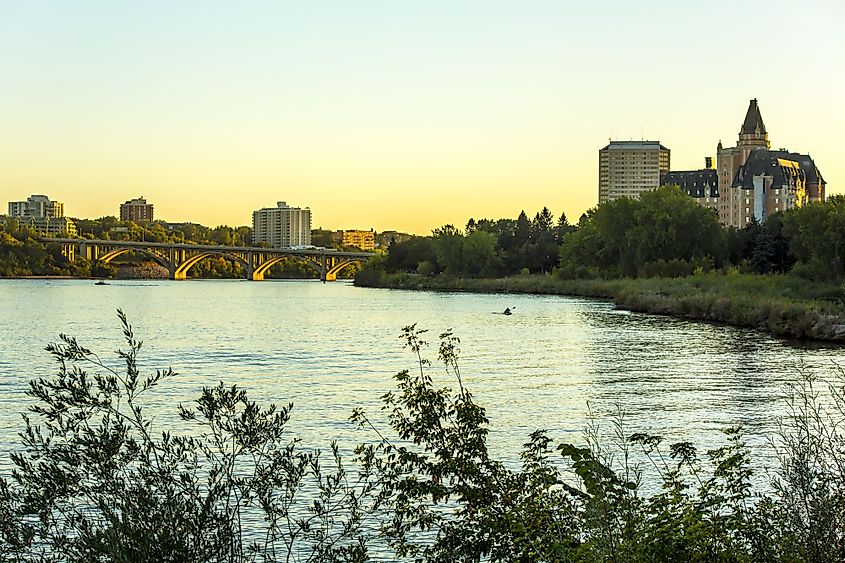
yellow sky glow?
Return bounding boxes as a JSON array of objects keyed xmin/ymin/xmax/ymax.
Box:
[{"xmin": 1, "ymin": 2, "xmax": 842, "ymax": 234}]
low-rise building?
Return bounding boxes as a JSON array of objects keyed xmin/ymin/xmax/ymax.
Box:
[
  {"xmin": 15, "ymin": 216, "xmax": 77, "ymax": 236},
  {"xmin": 661, "ymin": 158, "xmax": 719, "ymax": 212},
  {"xmin": 342, "ymin": 229, "xmax": 375, "ymax": 251}
]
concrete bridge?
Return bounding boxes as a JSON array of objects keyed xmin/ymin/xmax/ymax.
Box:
[{"xmin": 44, "ymin": 238, "xmax": 374, "ymax": 281}]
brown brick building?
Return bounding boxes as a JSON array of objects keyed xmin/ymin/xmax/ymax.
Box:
[{"xmin": 120, "ymin": 197, "xmax": 154, "ymax": 223}]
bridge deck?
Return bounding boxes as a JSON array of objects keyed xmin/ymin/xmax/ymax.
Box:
[{"xmin": 42, "ymin": 238, "xmax": 374, "ymax": 259}]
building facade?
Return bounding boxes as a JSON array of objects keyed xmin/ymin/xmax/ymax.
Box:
[
  {"xmin": 7, "ymin": 194, "xmax": 76, "ymax": 235},
  {"xmin": 342, "ymin": 229, "xmax": 375, "ymax": 251},
  {"xmin": 716, "ymin": 99, "xmax": 825, "ymax": 226},
  {"xmin": 598, "ymin": 141, "xmax": 670, "ymax": 204},
  {"xmin": 661, "ymin": 158, "xmax": 719, "ymax": 212},
  {"xmin": 15, "ymin": 216, "xmax": 77, "ymax": 236},
  {"xmin": 252, "ymin": 201, "xmax": 312, "ymax": 248},
  {"xmin": 729, "ymin": 150, "xmax": 813, "ymax": 225},
  {"xmin": 8, "ymin": 194, "xmax": 64, "ymax": 219},
  {"xmin": 120, "ymin": 197, "xmax": 154, "ymax": 222}
]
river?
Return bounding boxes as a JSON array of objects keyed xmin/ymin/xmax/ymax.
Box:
[{"xmin": 1, "ymin": 278, "xmax": 843, "ymax": 474}]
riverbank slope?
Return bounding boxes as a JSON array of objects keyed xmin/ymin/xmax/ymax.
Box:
[{"xmin": 355, "ymin": 271, "xmax": 845, "ymax": 342}]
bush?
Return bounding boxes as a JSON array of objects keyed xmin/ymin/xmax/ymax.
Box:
[
  {"xmin": 0, "ymin": 312, "xmax": 374, "ymax": 562},
  {"xmin": 638, "ymin": 259, "xmax": 695, "ymax": 278},
  {"xmin": 416, "ymin": 260, "xmax": 436, "ymax": 276},
  {"xmin": 352, "ymin": 326, "xmax": 845, "ymax": 562},
  {"xmin": 3, "ymin": 316, "xmax": 845, "ymax": 561}
]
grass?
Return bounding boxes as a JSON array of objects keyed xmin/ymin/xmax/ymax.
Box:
[{"xmin": 355, "ymin": 271, "xmax": 845, "ymax": 342}]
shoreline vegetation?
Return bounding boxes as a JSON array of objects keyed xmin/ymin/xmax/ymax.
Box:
[
  {"xmin": 2, "ymin": 313, "xmax": 844, "ymax": 561},
  {"xmin": 354, "ymin": 271, "xmax": 845, "ymax": 342},
  {"xmin": 352, "ymin": 188, "xmax": 845, "ymax": 344}
]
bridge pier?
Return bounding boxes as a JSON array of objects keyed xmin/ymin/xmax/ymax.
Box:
[{"xmin": 246, "ymin": 251, "xmax": 252, "ymax": 281}]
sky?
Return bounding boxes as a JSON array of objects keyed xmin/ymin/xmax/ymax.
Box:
[{"xmin": 1, "ymin": 1, "xmax": 843, "ymax": 234}]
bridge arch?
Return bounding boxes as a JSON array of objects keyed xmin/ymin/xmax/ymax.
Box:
[
  {"xmin": 251, "ymin": 256, "xmax": 285, "ymax": 281},
  {"xmin": 96, "ymin": 248, "xmax": 171, "ymax": 271},
  {"xmin": 173, "ymin": 251, "xmax": 250, "ymax": 280},
  {"xmin": 325, "ymin": 258, "xmax": 365, "ymax": 281}
]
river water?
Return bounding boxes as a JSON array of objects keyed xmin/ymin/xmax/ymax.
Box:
[{"xmin": 1, "ymin": 278, "xmax": 843, "ymax": 474}]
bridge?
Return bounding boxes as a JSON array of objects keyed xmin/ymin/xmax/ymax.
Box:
[{"xmin": 43, "ymin": 238, "xmax": 374, "ymax": 281}]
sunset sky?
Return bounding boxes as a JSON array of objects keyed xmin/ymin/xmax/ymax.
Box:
[{"xmin": 1, "ymin": 1, "xmax": 842, "ymax": 234}]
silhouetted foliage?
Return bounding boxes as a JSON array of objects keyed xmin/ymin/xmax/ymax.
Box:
[
  {"xmin": 1, "ymin": 316, "xmax": 845, "ymax": 560},
  {"xmin": 0, "ymin": 312, "xmax": 375, "ymax": 561},
  {"xmin": 351, "ymin": 326, "xmax": 845, "ymax": 562}
]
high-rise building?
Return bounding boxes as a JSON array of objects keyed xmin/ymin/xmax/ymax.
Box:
[
  {"xmin": 7, "ymin": 194, "xmax": 76, "ymax": 236},
  {"xmin": 598, "ymin": 141, "xmax": 670, "ymax": 204},
  {"xmin": 120, "ymin": 197, "xmax": 154, "ymax": 222},
  {"xmin": 342, "ymin": 229, "xmax": 375, "ymax": 251},
  {"xmin": 252, "ymin": 201, "xmax": 312, "ymax": 248},
  {"xmin": 8, "ymin": 194, "xmax": 64, "ymax": 219},
  {"xmin": 716, "ymin": 99, "xmax": 825, "ymax": 226}
]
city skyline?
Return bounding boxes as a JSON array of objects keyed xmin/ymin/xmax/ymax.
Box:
[{"xmin": 1, "ymin": 1, "xmax": 842, "ymax": 234}]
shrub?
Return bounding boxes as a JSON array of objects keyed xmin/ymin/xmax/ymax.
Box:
[
  {"xmin": 0, "ymin": 311, "xmax": 374, "ymax": 562},
  {"xmin": 3, "ymin": 316, "xmax": 845, "ymax": 561}
]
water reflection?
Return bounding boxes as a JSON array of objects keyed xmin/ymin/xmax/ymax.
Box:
[{"xmin": 0, "ymin": 279, "xmax": 842, "ymax": 475}]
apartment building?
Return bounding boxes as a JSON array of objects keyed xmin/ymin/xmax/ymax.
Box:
[
  {"xmin": 120, "ymin": 197, "xmax": 154, "ymax": 222},
  {"xmin": 252, "ymin": 201, "xmax": 311, "ymax": 248}
]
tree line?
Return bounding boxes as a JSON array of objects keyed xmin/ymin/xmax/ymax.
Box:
[{"xmin": 364, "ymin": 186, "xmax": 845, "ymax": 282}]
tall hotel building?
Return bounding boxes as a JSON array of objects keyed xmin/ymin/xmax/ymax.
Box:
[
  {"xmin": 252, "ymin": 201, "xmax": 312, "ymax": 248},
  {"xmin": 598, "ymin": 141, "xmax": 670, "ymax": 204},
  {"xmin": 715, "ymin": 99, "xmax": 824, "ymax": 227}
]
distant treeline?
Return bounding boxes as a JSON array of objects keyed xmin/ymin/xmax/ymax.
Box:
[{"xmin": 359, "ymin": 186, "xmax": 845, "ymax": 283}]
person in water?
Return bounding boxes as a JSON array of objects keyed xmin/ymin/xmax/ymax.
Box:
[{"xmin": 503, "ymin": 307, "xmax": 512, "ymax": 315}]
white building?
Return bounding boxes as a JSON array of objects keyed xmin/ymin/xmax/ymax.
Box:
[
  {"xmin": 598, "ymin": 141, "xmax": 670, "ymax": 204},
  {"xmin": 7, "ymin": 194, "xmax": 76, "ymax": 235},
  {"xmin": 8, "ymin": 194, "xmax": 64, "ymax": 219},
  {"xmin": 252, "ymin": 201, "xmax": 312, "ymax": 248}
]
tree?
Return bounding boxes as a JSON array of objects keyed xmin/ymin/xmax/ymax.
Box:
[
  {"xmin": 432, "ymin": 225, "xmax": 465, "ymax": 276},
  {"xmin": 462, "ymin": 230, "xmax": 500, "ymax": 277},
  {"xmin": 555, "ymin": 212, "xmax": 574, "ymax": 245},
  {"xmin": 559, "ymin": 186, "xmax": 726, "ymax": 278},
  {"xmin": 782, "ymin": 196, "xmax": 845, "ymax": 280}
]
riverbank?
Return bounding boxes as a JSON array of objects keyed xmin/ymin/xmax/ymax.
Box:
[{"xmin": 355, "ymin": 271, "xmax": 845, "ymax": 342}]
